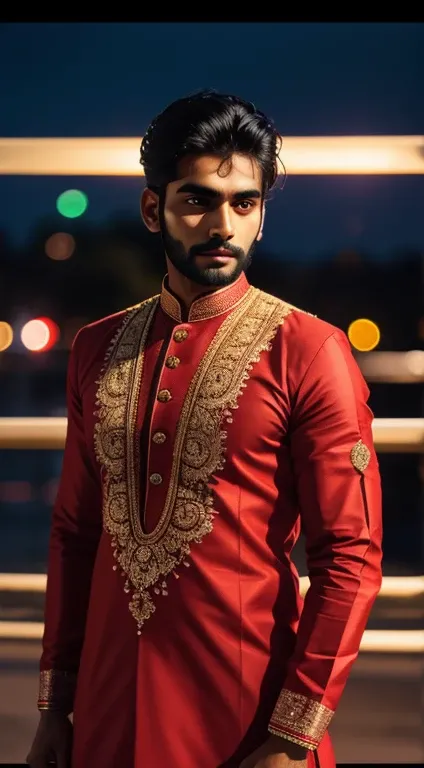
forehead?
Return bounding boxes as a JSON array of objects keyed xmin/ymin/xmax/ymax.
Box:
[{"xmin": 170, "ymin": 153, "xmax": 263, "ymax": 195}]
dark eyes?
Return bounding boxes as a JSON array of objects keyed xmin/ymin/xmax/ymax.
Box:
[
  {"xmin": 185, "ymin": 196, "xmax": 206, "ymax": 207},
  {"xmin": 185, "ymin": 196, "xmax": 255, "ymax": 211}
]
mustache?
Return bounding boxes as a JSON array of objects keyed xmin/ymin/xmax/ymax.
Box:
[{"xmin": 189, "ymin": 239, "xmax": 244, "ymax": 259}]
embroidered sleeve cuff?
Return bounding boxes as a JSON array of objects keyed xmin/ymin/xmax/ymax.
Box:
[
  {"xmin": 38, "ymin": 670, "xmax": 76, "ymax": 714},
  {"xmin": 268, "ymin": 689, "xmax": 334, "ymax": 750}
]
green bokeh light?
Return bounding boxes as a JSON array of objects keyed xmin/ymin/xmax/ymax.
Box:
[{"xmin": 56, "ymin": 189, "xmax": 88, "ymax": 219}]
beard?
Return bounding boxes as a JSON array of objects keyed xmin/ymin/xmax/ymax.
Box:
[{"xmin": 159, "ymin": 211, "xmax": 257, "ymax": 288}]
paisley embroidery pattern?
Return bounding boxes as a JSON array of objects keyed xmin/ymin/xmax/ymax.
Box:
[{"xmin": 94, "ymin": 288, "xmax": 295, "ymax": 631}]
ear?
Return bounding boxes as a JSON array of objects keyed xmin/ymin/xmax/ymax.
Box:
[{"xmin": 140, "ymin": 187, "xmax": 161, "ymax": 233}]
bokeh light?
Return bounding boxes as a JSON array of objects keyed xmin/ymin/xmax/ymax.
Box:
[
  {"xmin": 45, "ymin": 232, "xmax": 76, "ymax": 261},
  {"xmin": 405, "ymin": 350, "xmax": 424, "ymax": 377},
  {"xmin": 0, "ymin": 480, "xmax": 33, "ymax": 503},
  {"xmin": 56, "ymin": 189, "xmax": 88, "ymax": 219},
  {"xmin": 0, "ymin": 321, "xmax": 13, "ymax": 352},
  {"xmin": 348, "ymin": 318, "xmax": 381, "ymax": 352},
  {"xmin": 21, "ymin": 317, "xmax": 60, "ymax": 352}
]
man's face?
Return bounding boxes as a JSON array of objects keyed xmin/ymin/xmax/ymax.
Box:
[{"xmin": 158, "ymin": 153, "xmax": 264, "ymax": 288}]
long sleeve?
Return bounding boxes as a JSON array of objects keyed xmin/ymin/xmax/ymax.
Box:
[
  {"xmin": 269, "ymin": 329, "xmax": 383, "ymax": 749},
  {"xmin": 38, "ymin": 329, "xmax": 102, "ymax": 713}
]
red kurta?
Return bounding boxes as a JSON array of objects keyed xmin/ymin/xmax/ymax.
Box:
[{"xmin": 39, "ymin": 273, "xmax": 383, "ymax": 768}]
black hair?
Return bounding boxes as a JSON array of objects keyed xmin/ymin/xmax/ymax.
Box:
[{"xmin": 139, "ymin": 89, "xmax": 283, "ymax": 197}]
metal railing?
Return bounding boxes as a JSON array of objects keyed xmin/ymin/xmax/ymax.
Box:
[
  {"xmin": 1, "ymin": 416, "xmax": 423, "ymax": 650},
  {"xmin": 1, "ymin": 417, "xmax": 423, "ymax": 451},
  {"xmin": 1, "ymin": 573, "xmax": 422, "ymax": 650},
  {"xmin": 1, "ymin": 573, "xmax": 423, "ymax": 598},
  {"xmin": 1, "ymin": 135, "xmax": 423, "ymax": 176}
]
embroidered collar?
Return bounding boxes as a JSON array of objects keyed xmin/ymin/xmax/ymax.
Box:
[{"xmin": 160, "ymin": 272, "xmax": 250, "ymax": 322}]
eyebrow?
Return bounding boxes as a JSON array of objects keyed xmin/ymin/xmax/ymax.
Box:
[{"xmin": 176, "ymin": 182, "xmax": 262, "ymax": 201}]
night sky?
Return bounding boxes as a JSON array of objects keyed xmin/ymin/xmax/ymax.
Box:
[
  {"xmin": 1, "ymin": 22, "xmax": 423, "ymax": 258},
  {"xmin": 0, "ymin": 22, "xmax": 422, "ymax": 576}
]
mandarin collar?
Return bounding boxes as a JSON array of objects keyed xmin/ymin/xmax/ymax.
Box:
[{"xmin": 160, "ymin": 272, "xmax": 251, "ymax": 323}]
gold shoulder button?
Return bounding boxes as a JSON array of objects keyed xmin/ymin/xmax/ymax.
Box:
[{"xmin": 350, "ymin": 439, "xmax": 371, "ymax": 473}]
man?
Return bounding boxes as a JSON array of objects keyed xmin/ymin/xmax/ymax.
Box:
[{"xmin": 27, "ymin": 90, "xmax": 383, "ymax": 768}]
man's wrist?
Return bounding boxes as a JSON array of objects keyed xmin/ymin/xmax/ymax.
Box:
[{"xmin": 268, "ymin": 733, "xmax": 308, "ymax": 760}]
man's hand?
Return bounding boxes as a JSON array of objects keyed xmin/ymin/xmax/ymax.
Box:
[
  {"xmin": 26, "ymin": 711, "xmax": 73, "ymax": 768},
  {"xmin": 239, "ymin": 734, "xmax": 308, "ymax": 768}
]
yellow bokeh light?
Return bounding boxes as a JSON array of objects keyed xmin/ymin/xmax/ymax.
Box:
[
  {"xmin": 348, "ymin": 318, "xmax": 381, "ymax": 352},
  {"xmin": 0, "ymin": 321, "xmax": 13, "ymax": 352}
]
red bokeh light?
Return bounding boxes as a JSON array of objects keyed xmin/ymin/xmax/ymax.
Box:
[{"xmin": 21, "ymin": 317, "xmax": 60, "ymax": 352}]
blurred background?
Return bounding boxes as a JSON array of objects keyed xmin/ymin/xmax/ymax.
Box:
[{"xmin": 0, "ymin": 21, "xmax": 423, "ymax": 765}]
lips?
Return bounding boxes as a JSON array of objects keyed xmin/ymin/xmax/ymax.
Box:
[{"xmin": 197, "ymin": 249, "xmax": 234, "ymax": 258}]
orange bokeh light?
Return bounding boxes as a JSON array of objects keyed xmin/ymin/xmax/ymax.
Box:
[
  {"xmin": 348, "ymin": 318, "xmax": 381, "ymax": 352},
  {"xmin": 0, "ymin": 321, "xmax": 13, "ymax": 352}
]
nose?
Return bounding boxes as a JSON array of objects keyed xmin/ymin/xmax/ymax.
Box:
[{"xmin": 208, "ymin": 204, "xmax": 235, "ymax": 241}]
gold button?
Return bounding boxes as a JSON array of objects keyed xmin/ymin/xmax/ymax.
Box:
[
  {"xmin": 173, "ymin": 329, "xmax": 189, "ymax": 342},
  {"xmin": 149, "ymin": 473, "xmax": 163, "ymax": 485},
  {"xmin": 166, "ymin": 355, "xmax": 180, "ymax": 369},
  {"xmin": 152, "ymin": 431, "xmax": 167, "ymax": 444},
  {"xmin": 157, "ymin": 389, "xmax": 172, "ymax": 403}
]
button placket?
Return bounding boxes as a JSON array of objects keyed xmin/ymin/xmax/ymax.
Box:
[{"xmin": 147, "ymin": 325, "xmax": 189, "ymax": 518}]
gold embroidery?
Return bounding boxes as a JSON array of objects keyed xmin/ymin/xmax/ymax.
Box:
[
  {"xmin": 38, "ymin": 670, "xmax": 76, "ymax": 713},
  {"xmin": 351, "ymin": 439, "xmax": 371, "ymax": 473},
  {"xmin": 160, "ymin": 285, "xmax": 182, "ymax": 322},
  {"xmin": 94, "ymin": 288, "xmax": 295, "ymax": 632},
  {"xmin": 268, "ymin": 728, "xmax": 316, "ymax": 750},
  {"xmin": 160, "ymin": 272, "xmax": 250, "ymax": 322},
  {"xmin": 269, "ymin": 689, "xmax": 334, "ymax": 749}
]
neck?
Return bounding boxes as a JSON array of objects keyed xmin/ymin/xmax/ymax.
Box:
[{"xmin": 165, "ymin": 260, "xmax": 221, "ymax": 311}]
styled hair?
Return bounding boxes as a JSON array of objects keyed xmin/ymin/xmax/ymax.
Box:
[{"xmin": 139, "ymin": 90, "xmax": 283, "ymax": 197}]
